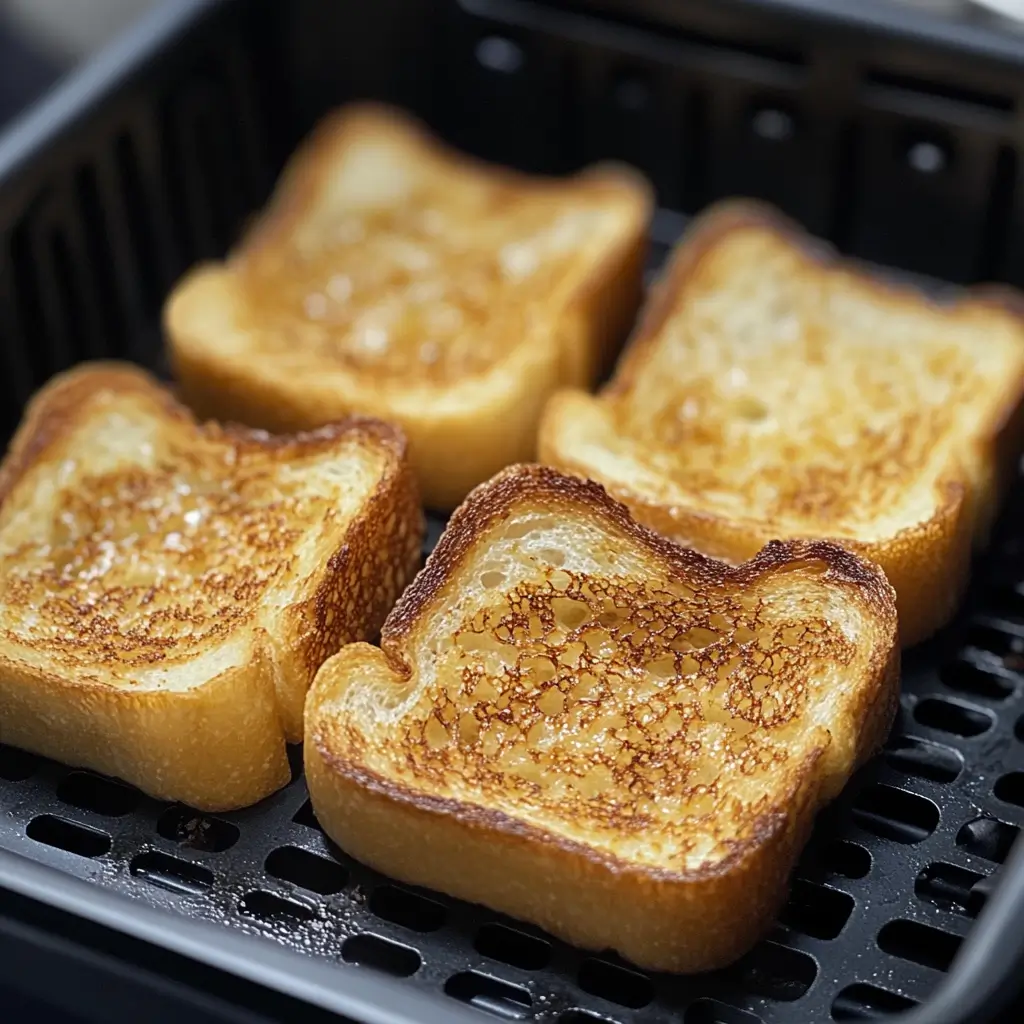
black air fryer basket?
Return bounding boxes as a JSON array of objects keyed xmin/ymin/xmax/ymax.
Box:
[{"xmin": 4, "ymin": 1, "xmax": 1024, "ymax": 1021}]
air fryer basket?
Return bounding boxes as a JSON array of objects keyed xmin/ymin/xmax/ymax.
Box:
[{"xmin": 3, "ymin": 1, "xmax": 1024, "ymax": 1021}]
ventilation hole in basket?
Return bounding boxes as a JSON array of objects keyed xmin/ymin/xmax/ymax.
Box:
[
  {"xmin": 26, "ymin": 815, "xmax": 110, "ymax": 858},
  {"xmin": 57, "ymin": 771, "xmax": 140, "ymax": 817},
  {"xmin": 292, "ymin": 800, "xmax": 324, "ymax": 832},
  {"xmin": 47, "ymin": 230, "xmax": 86, "ymax": 359},
  {"xmin": 915, "ymin": 862, "xmax": 987, "ymax": 918},
  {"xmin": 994, "ymin": 771, "xmax": 1024, "ymax": 807},
  {"xmin": 940, "ymin": 660, "xmax": 1015, "ymax": 701},
  {"xmin": 558, "ymin": 1012, "xmax": 614, "ymax": 1024},
  {"xmin": 475, "ymin": 36, "xmax": 526, "ymax": 76},
  {"xmin": 159, "ymin": 99, "xmax": 200, "ymax": 261},
  {"xmin": 264, "ymin": 846, "xmax": 347, "ymax": 895},
  {"xmin": 779, "ymin": 880, "xmax": 854, "ymax": 939},
  {"xmin": 286, "ymin": 744, "xmax": 304, "ymax": 783},
  {"xmin": 475, "ymin": 923, "xmax": 551, "ymax": 970},
  {"xmin": 578, "ymin": 958, "xmax": 653, "ymax": 1009},
  {"xmin": 750, "ymin": 103, "xmax": 798, "ymax": 144},
  {"xmin": 445, "ymin": 971, "xmax": 532, "ymax": 1019},
  {"xmin": 738, "ymin": 942, "xmax": 816, "ymax": 1002},
  {"xmin": 130, "ymin": 851, "xmax": 214, "ymax": 895},
  {"xmin": 198, "ymin": 111, "xmax": 231, "ymax": 247},
  {"xmin": 609, "ymin": 70, "xmax": 653, "ymax": 114},
  {"xmin": 191, "ymin": 96, "xmax": 248, "ymax": 257},
  {"xmin": 156, "ymin": 806, "xmax": 239, "ymax": 852},
  {"xmin": 987, "ymin": 585, "xmax": 1024, "ymax": 624},
  {"xmin": 851, "ymin": 784, "xmax": 939, "ymax": 843},
  {"xmin": 832, "ymin": 983, "xmax": 918, "ymax": 1019},
  {"xmin": 913, "ymin": 697, "xmax": 993, "ymax": 736},
  {"xmin": 0, "ymin": 744, "xmax": 38, "ymax": 782},
  {"xmin": 74, "ymin": 164, "xmax": 123, "ymax": 350},
  {"xmin": 686, "ymin": 998, "xmax": 763, "ymax": 1023},
  {"xmin": 956, "ymin": 816, "xmax": 1019, "ymax": 862},
  {"xmin": 964, "ymin": 622, "xmax": 1024, "ymax": 661},
  {"xmin": 884, "ymin": 735, "xmax": 962, "ymax": 783},
  {"xmin": 877, "ymin": 920, "xmax": 961, "ymax": 971},
  {"xmin": 238, "ymin": 890, "xmax": 315, "ymax": 924},
  {"xmin": 369, "ymin": 884, "xmax": 446, "ymax": 932},
  {"xmin": 820, "ymin": 839, "xmax": 871, "ymax": 879},
  {"xmin": 341, "ymin": 934, "xmax": 421, "ymax": 977},
  {"xmin": 114, "ymin": 131, "xmax": 163, "ymax": 307},
  {"xmin": 6, "ymin": 229, "xmax": 39, "ymax": 382}
]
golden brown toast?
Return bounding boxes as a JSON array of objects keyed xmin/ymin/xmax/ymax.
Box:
[
  {"xmin": 305, "ymin": 464, "xmax": 898, "ymax": 972},
  {"xmin": 164, "ymin": 103, "xmax": 652, "ymax": 510},
  {"xmin": 539, "ymin": 200, "xmax": 1024, "ymax": 646},
  {"xmin": 0, "ymin": 363, "xmax": 423, "ymax": 811}
]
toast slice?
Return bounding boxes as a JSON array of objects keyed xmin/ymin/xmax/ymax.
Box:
[
  {"xmin": 539, "ymin": 201, "xmax": 1024, "ymax": 646},
  {"xmin": 165, "ymin": 102, "xmax": 652, "ymax": 510},
  {"xmin": 0, "ymin": 363, "xmax": 423, "ymax": 811},
  {"xmin": 306, "ymin": 464, "xmax": 898, "ymax": 972}
]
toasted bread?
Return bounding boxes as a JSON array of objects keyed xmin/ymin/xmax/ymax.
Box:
[
  {"xmin": 0, "ymin": 363, "xmax": 423, "ymax": 811},
  {"xmin": 305, "ymin": 464, "xmax": 898, "ymax": 972},
  {"xmin": 539, "ymin": 201, "xmax": 1024, "ymax": 646},
  {"xmin": 165, "ymin": 103, "xmax": 652, "ymax": 510}
]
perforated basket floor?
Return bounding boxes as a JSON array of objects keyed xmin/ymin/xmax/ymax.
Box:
[{"xmin": 0, "ymin": 485, "xmax": 1023, "ymax": 1024}]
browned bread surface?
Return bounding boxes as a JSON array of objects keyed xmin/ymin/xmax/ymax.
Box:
[
  {"xmin": 165, "ymin": 103, "xmax": 652, "ymax": 509},
  {"xmin": 306, "ymin": 464, "xmax": 898, "ymax": 972},
  {"xmin": 0, "ymin": 362, "xmax": 423, "ymax": 810},
  {"xmin": 539, "ymin": 200, "xmax": 1024, "ymax": 646}
]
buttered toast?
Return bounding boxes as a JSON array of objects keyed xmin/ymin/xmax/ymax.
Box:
[
  {"xmin": 305, "ymin": 464, "xmax": 898, "ymax": 972},
  {"xmin": 165, "ymin": 103, "xmax": 652, "ymax": 510},
  {"xmin": 0, "ymin": 363, "xmax": 422, "ymax": 811},
  {"xmin": 540, "ymin": 201, "xmax": 1024, "ymax": 646}
]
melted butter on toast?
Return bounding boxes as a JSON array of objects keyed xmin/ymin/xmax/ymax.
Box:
[
  {"xmin": 612, "ymin": 226, "xmax": 1017, "ymax": 534},
  {"xmin": 238, "ymin": 188, "xmax": 614, "ymax": 383},
  {"xmin": 403, "ymin": 568, "xmax": 851, "ymax": 866}
]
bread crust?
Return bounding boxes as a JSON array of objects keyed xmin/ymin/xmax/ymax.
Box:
[
  {"xmin": 539, "ymin": 200, "xmax": 1024, "ymax": 646},
  {"xmin": 165, "ymin": 103, "xmax": 652, "ymax": 509},
  {"xmin": 0, "ymin": 362, "xmax": 423, "ymax": 810},
  {"xmin": 306, "ymin": 465, "xmax": 898, "ymax": 972}
]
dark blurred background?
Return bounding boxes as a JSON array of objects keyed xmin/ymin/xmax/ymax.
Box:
[
  {"xmin": 0, "ymin": 0, "xmax": 1021, "ymax": 131},
  {"xmin": 0, "ymin": 0, "xmax": 161, "ymax": 128}
]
